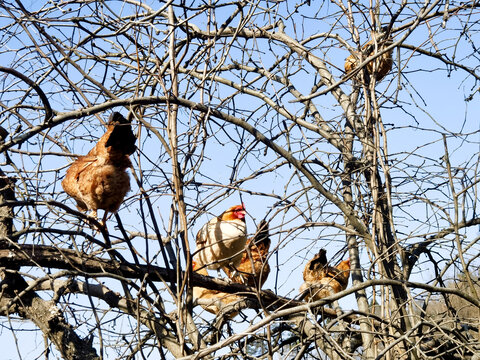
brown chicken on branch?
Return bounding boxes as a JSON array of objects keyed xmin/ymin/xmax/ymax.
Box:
[
  {"xmin": 223, "ymin": 219, "xmax": 271, "ymax": 287},
  {"xmin": 344, "ymin": 27, "xmax": 393, "ymax": 82},
  {"xmin": 194, "ymin": 204, "xmax": 247, "ymax": 277},
  {"xmin": 299, "ymin": 249, "xmax": 351, "ymax": 301},
  {"xmin": 192, "ymin": 260, "xmax": 241, "ymax": 318},
  {"xmin": 62, "ymin": 112, "xmax": 136, "ymax": 225}
]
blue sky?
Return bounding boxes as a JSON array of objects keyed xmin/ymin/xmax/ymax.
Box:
[{"xmin": 0, "ymin": 0, "xmax": 479, "ymax": 358}]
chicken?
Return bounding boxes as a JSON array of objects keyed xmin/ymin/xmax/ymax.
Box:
[
  {"xmin": 299, "ymin": 249, "xmax": 351, "ymax": 302},
  {"xmin": 62, "ymin": 112, "xmax": 136, "ymax": 225},
  {"xmin": 223, "ymin": 219, "xmax": 271, "ymax": 287},
  {"xmin": 194, "ymin": 204, "xmax": 247, "ymax": 276},
  {"xmin": 344, "ymin": 28, "xmax": 393, "ymax": 82},
  {"xmin": 192, "ymin": 260, "xmax": 240, "ymax": 318}
]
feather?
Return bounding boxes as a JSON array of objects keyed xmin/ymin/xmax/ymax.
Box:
[
  {"xmin": 194, "ymin": 205, "xmax": 247, "ymax": 271},
  {"xmin": 300, "ymin": 249, "xmax": 351, "ymax": 302},
  {"xmin": 223, "ymin": 219, "xmax": 271, "ymax": 287},
  {"xmin": 62, "ymin": 112, "xmax": 136, "ymax": 225}
]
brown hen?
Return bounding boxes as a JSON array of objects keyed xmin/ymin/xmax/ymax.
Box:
[
  {"xmin": 344, "ymin": 28, "xmax": 393, "ymax": 82},
  {"xmin": 192, "ymin": 260, "xmax": 240, "ymax": 318},
  {"xmin": 299, "ymin": 249, "xmax": 351, "ymax": 301},
  {"xmin": 62, "ymin": 112, "xmax": 136, "ymax": 225},
  {"xmin": 223, "ymin": 219, "xmax": 270, "ymax": 287}
]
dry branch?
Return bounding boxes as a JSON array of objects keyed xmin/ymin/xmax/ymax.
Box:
[{"xmin": 0, "ymin": 172, "xmax": 99, "ymax": 360}]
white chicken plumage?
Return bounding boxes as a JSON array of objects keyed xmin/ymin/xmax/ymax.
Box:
[{"xmin": 194, "ymin": 204, "xmax": 247, "ymax": 274}]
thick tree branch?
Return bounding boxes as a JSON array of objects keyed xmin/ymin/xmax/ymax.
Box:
[{"xmin": 0, "ymin": 172, "xmax": 99, "ymax": 360}]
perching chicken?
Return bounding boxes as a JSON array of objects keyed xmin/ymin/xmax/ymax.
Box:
[
  {"xmin": 194, "ymin": 204, "xmax": 247, "ymax": 275},
  {"xmin": 299, "ymin": 249, "xmax": 351, "ymax": 302},
  {"xmin": 62, "ymin": 112, "xmax": 136, "ymax": 225},
  {"xmin": 223, "ymin": 219, "xmax": 271, "ymax": 287},
  {"xmin": 192, "ymin": 260, "xmax": 240, "ymax": 317},
  {"xmin": 344, "ymin": 28, "xmax": 393, "ymax": 82}
]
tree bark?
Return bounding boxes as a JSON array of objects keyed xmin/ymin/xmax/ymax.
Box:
[{"xmin": 0, "ymin": 169, "xmax": 100, "ymax": 360}]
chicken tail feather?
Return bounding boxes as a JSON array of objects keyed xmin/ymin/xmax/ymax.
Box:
[
  {"xmin": 106, "ymin": 112, "xmax": 137, "ymax": 155},
  {"xmin": 308, "ymin": 248, "xmax": 328, "ymax": 271},
  {"xmin": 254, "ymin": 219, "xmax": 269, "ymax": 244}
]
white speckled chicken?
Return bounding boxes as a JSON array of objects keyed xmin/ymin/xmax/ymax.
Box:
[{"xmin": 194, "ymin": 204, "xmax": 247, "ymax": 275}]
